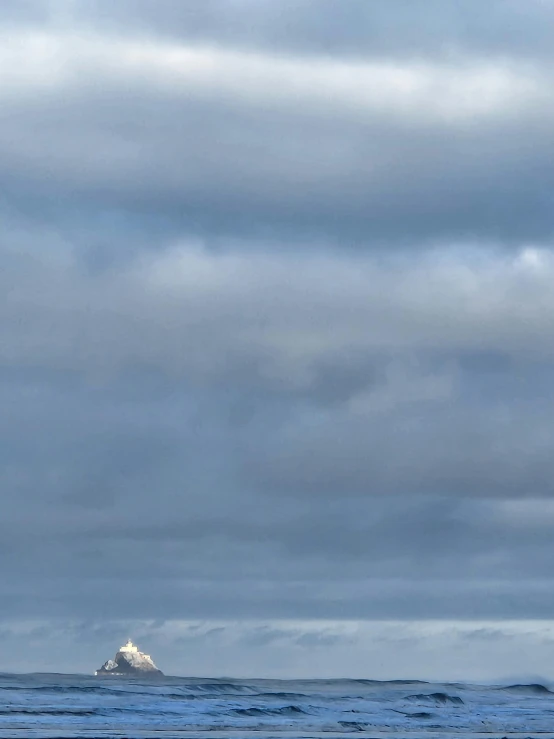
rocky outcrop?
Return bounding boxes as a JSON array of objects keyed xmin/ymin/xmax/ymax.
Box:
[{"xmin": 95, "ymin": 639, "xmax": 164, "ymax": 676}]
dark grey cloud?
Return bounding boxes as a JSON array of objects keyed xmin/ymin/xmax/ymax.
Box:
[
  {"xmin": 3, "ymin": 240, "xmax": 554, "ymax": 629},
  {"xmin": 8, "ymin": 0, "xmax": 554, "ymax": 64},
  {"xmin": 2, "ymin": 94, "xmax": 553, "ymax": 248},
  {"xmin": 67, "ymin": 0, "xmax": 554, "ymax": 64},
  {"xmin": 1, "ymin": 4, "xmax": 554, "ymax": 249}
]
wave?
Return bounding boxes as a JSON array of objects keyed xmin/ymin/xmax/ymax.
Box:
[
  {"xmin": 501, "ymin": 683, "xmax": 554, "ymax": 695},
  {"xmin": 406, "ymin": 692, "xmax": 464, "ymax": 705},
  {"xmin": 338, "ymin": 720, "xmax": 372, "ymax": 731},
  {"xmin": 253, "ymin": 691, "xmax": 308, "ymax": 699},
  {"xmin": 0, "ymin": 708, "xmax": 97, "ymax": 716},
  {"xmin": 0, "ymin": 682, "xmax": 150, "ymax": 694},
  {"xmin": 394, "ymin": 709, "xmax": 435, "ymax": 719},
  {"xmin": 230, "ymin": 705, "xmax": 308, "ymax": 717},
  {"xmin": 181, "ymin": 681, "xmax": 255, "ymax": 694},
  {"xmin": 341, "ymin": 678, "xmax": 429, "ymax": 686}
]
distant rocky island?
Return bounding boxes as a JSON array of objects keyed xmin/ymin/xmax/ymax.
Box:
[{"xmin": 95, "ymin": 639, "xmax": 164, "ymax": 677}]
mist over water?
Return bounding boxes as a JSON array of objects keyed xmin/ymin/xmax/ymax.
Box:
[{"xmin": 1, "ymin": 673, "xmax": 554, "ymax": 738}]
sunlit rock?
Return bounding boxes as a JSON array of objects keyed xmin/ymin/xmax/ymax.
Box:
[{"xmin": 95, "ymin": 639, "xmax": 164, "ymax": 677}]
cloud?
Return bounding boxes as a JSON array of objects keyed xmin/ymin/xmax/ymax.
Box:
[
  {"xmin": 67, "ymin": 0, "xmax": 554, "ymax": 65},
  {"xmin": 3, "ymin": 239, "xmax": 554, "ymax": 628},
  {"xmin": 2, "ymin": 29, "xmax": 540, "ymax": 122},
  {"xmin": 1, "ymin": 19, "xmax": 553, "ymax": 247},
  {"xmin": 5, "ymin": 242, "xmax": 554, "ymax": 375}
]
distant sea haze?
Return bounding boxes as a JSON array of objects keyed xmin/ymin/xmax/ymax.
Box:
[{"xmin": 1, "ymin": 672, "xmax": 553, "ymax": 737}]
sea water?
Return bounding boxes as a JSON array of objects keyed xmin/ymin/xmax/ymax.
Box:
[{"xmin": 1, "ymin": 672, "xmax": 553, "ymax": 738}]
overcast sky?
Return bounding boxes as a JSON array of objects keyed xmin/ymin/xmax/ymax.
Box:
[{"xmin": 2, "ymin": 0, "xmax": 554, "ymax": 679}]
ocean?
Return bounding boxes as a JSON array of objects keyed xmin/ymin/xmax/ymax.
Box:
[{"xmin": 0, "ymin": 672, "xmax": 553, "ymax": 738}]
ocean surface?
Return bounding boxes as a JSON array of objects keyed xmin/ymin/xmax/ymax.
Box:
[{"xmin": 1, "ymin": 673, "xmax": 554, "ymax": 739}]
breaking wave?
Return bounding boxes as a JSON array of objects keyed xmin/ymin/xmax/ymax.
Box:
[
  {"xmin": 501, "ymin": 683, "xmax": 554, "ymax": 694},
  {"xmin": 406, "ymin": 692, "xmax": 464, "ymax": 705},
  {"xmin": 230, "ymin": 705, "xmax": 308, "ymax": 717},
  {"xmin": 253, "ymin": 691, "xmax": 308, "ymax": 699}
]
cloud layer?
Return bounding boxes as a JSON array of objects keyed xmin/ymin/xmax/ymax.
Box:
[{"xmin": 2, "ymin": 0, "xmax": 554, "ymax": 676}]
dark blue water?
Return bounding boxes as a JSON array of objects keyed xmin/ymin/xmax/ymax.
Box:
[{"xmin": 1, "ymin": 672, "xmax": 553, "ymax": 738}]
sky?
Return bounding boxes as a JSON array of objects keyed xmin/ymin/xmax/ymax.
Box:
[{"xmin": 2, "ymin": 0, "xmax": 554, "ymax": 680}]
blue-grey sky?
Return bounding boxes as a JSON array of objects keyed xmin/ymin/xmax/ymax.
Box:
[{"xmin": 2, "ymin": 0, "xmax": 554, "ymax": 678}]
